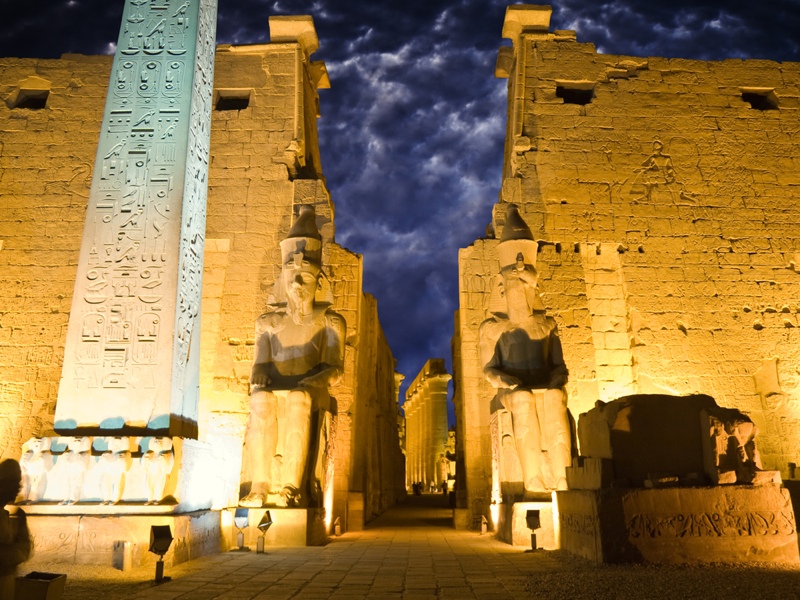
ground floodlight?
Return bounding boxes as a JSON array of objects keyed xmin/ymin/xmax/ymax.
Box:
[
  {"xmin": 526, "ymin": 509, "xmax": 541, "ymax": 551},
  {"xmin": 234, "ymin": 507, "xmax": 249, "ymax": 530},
  {"xmin": 149, "ymin": 525, "xmax": 173, "ymax": 583},
  {"xmin": 234, "ymin": 508, "xmax": 250, "ymax": 551},
  {"xmin": 333, "ymin": 516, "xmax": 341, "ymax": 537},
  {"xmin": 256, "ymin": 511, "xmax": 273, "ymax": 553},
  {"xmin": 257, "ymin": 510, "xmax": 273, "ymax": 534}
]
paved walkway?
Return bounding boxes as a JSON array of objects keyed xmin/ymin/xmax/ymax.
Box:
[{"xmin": 32, "ymin": 494, "xmax": 800, "ymax": 599}]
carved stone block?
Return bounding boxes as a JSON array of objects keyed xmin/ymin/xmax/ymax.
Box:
[
  {"xmin": 223, "ymin": 507, "xmax": 327, "ymax": 548},
  {"xmin": 557, "ymin": 486, "xmax": 799, "ymax": 564},
  {"xmin": 577, "ymin": 394, "xmax": 771, "ymax": 487},
  {"xmin": 495, "ymin": 500, "xmax": 557, "ymax": 549}
]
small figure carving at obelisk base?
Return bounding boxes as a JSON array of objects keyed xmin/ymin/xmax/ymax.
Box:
[
  {"xmin": 480, "ymin": 204, "xmax": 572, "ymax": 498},
  {"xmin": 143, "ymin": 437, "xmax": 175, "ymax": 505},
  {"xmin": 239, "ymin": 206, "xmax": 344, "ymax": 508},
  {"xmin": 19, "ymin": 437, "xmax": 51, "ymax": 504}
]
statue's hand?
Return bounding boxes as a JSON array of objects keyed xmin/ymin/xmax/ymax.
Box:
[
  {"xmin": 250, "ymin": 365, "xmax": 271, "ymax": 387},
  {"xmin": 497, "ymin": 373, "xmax": 521, "ymax": 389},
  {"xmin": 486, "ymin": 369, "xmax": 520, "ymax": 390},
  {"xmin": 299, "ymin": 372, "xmax": 328, "ymax": 388}
]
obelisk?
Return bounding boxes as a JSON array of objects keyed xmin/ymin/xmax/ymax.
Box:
[{"xmin": 55, "ymin": 0, "xmax": 218, "ymax": 437}]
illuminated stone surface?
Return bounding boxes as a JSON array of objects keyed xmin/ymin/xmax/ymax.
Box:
[
  {"xmin": 25, "ymin": 509, "xmax": 219, "ymax": 566},
  {"xmin": 495, "ymin": 499, "xmax": 556, "ymax": 549},
  {"xmin": 558, "ymin": 486, "xmax": 799, "ymax": 564},
  {"xmin": 55, "ymin": 0, "xmax": 218, "ymax": 437},
  {"xmin": 404, "ymin": 359, "xmax": 451, "ymax": 491},
  {"xmin": 0, "ymin": 13, "xmax": 402, "ymax": 533},
  {"xmin": 454, "ymin": 2, "xmax": 800, "ymax": 534},
  {"xmin": 19, "ymin": 436, "xmax": 211, "ymax": 511},
  {"xmin": 222, "ymin": 506, "xmax": 327, "ymax": 547},
  {"xmin": 480, "ymin": 204, "xmax": 572, "ymax": 500},
  {"xmin": 238, "ymin": 205, "xmax": 344, "ymax": 509},
  {"xmin": 576, "ymin": 394, "xmax": 777, "ymax": 488}
]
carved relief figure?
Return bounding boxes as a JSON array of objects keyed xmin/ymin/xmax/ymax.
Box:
[
  {"xmin": 98, "ymin": 437, "xmax": 131, "ymax": 504},
  {"xmin": 479, "ymin": 204, "xmax": 572, "ymax": 498},
  {"xmin": 240, "ymin": 206, "xmax": 344, "ymax": 508},
  {"xmin": 706, "ymin": 410, "xmax": 762, "ymax": 484},
  {"xmin": 61, "ymin": 437, "xmax": 91, "ymax": 505},
  {"xmin": 19, "ymin": 438, "xmax": 51, "ymax": 504},
  {"xmin": 143, "ymin": 436, "xmax": 175, "ymax": 504}
]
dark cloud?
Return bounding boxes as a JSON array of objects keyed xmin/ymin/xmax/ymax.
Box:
[{"xmin": 3, "ymin": 1, "xmax": 799, "ymax": 419}]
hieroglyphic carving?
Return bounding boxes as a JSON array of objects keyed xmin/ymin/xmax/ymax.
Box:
[
  {"xmin": 559, "ymin": 512, "xmax": 598, "ymax": 537},
  {"xmin": 56, "ymin": 0, "xmax": 217, "ymax": 433},
  {"xmin": 628, "ymin": 510, "xmax": 796, "ymax": 538}
]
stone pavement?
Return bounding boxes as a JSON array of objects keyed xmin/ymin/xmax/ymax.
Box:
[
  {"xmin": 137, "ymin": 492, "xmax": 541, "ymax": 600},
  {"xmin": 37, "ymin": 493, "xmax": 800, "ymax": 599}
]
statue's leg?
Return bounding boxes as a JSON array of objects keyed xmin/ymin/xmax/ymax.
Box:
[
  {"xmin": 240, "ymin": 390, "xmax": 278, "ymax": 505},
  {"xmin": 509, "ymin": 390, "xmax": 544, "ymax": 496},
  {"xmin": 541, "ymin": 388, "xmax": 571, "ymax": 489},
  {"xmin": 280, "ymin": 389, "xmax": 313, "ymax": 503}
]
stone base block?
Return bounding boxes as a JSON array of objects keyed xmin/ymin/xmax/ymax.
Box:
[
  {"xmin": 566, "ymin": 457, "xmax": 613, "ymax": 490},
  {"xmin": 557, "ymin": 485, "xmax": 799, "ymax": 564},
  {"xmin": 496, "ymin": 500, "xmax": 557, "ymax": 549},
  {"xmin": 452, "ymin": 508, "xmax": 470, "ymax": 530},
  {"xmin": 223, "ymin": 507, "xmax": 328, "ymax": 548},
  {"xmin": 347, "ymin": 492, "xmax": 364, "ymax": 531},
  {"xmin": 25, "ymin": 510, "xmax": 219, "ymax": 567}
]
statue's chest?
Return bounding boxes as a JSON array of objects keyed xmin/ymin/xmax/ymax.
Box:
[{"xmin": 272, "ymin": 320, "xmax": 324, "ymax": 361}]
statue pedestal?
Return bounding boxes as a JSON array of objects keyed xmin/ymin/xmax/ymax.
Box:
[
  {"xmin": 224, "ymin": 507, "xmax": 328, "ymax": 548},
  {"xmin": 24, "ymin": 510, "xmax": 219, "ymax": 567},
  {"xmin": 557, "ymin": 485, "xmax": 800, "ymax": 564},
  {"xmin": 496, "ymin": 499, "xmax": 558, "ymax": 549}
]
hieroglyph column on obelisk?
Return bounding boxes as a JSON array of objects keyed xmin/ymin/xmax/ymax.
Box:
[{"xmin": 55, "ymin": 0, "xmax": 218, "ymax": 437}]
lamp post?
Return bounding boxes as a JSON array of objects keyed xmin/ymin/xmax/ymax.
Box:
[
  {"xmin": 256, "ymin": 510, "xmax": 273, "ymax": 553},
  {"xmin": 525, "ymin": 509, "xmax": 541, "ymax": 551},
  {"xmin": 149, "ymin": 525, "xmax": 173, "ymax": 583},
  {"xmin": 233, "ymin": 507, "xmax": 250, "ymax": 551}
]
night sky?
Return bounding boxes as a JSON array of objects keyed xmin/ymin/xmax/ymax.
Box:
[{"xmin": 3, "ymin": 1, "xmax": 800, "ymax": 416}]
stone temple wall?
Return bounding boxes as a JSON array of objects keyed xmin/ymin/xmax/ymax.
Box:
[
  {"xmin": 455, "ymin": 6, "xmax": 800, "ymax": 527},
  {"xmin": 0, "ymin": 27, "xmax": 401, "ymax": 532}
]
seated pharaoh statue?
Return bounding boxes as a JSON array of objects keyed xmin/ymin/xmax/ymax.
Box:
[
  {"xmin": 480, "ymin": 204, "xmax": 572, "ymax": 499},
  {"xmin": 239, "ymin": 205, "xmax": 345, "ymax": 508}
]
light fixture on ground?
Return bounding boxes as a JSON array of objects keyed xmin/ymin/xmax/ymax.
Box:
[
  {"xmin": 234, "ymin": 507, "xmax": 250, "ymax": 551},
  {"xmin": 333, "ymin": 516, "xmax": 341, "ymax": 537},
  {"xmin": 526, "ymin": 510, "xmax": 541, "ymax": 551},
  {"xmin": 149, "ymin": 525, "xmax": 173, "ymax": 583},
  {"xmin": 256, "ymin": 511, "xmax": 273, "ymax": 553},
  {"xmin": 480, "ymin": 515, "xmax": 489, "ymax": 535}
]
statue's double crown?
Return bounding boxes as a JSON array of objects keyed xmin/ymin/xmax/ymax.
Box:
[
  {"xmin": 281, "ymin": 205, "xmax": 322, "ymax": 267},
  {"xmin": 498, "ymin": 204, "xmax": 538, "ymax": 269}
]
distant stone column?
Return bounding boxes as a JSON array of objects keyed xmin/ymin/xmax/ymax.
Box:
[
  {"xmin": 428, "ymin": 374, "xmax": 450, "ymax": 487},
  {"xmin": 405, "ymin": 359, "xmax": 451, "ymax": 492},
  {"xmin": 55, "ymin": 0, "xmax": 218, "ymax": 437},
  {"xmin": 404, "ymin": 395, "xmax": 415, "ymax": 486}
]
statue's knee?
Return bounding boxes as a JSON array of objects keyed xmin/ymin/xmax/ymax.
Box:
[
  {"xmin": 249, "ymin": 391, "xmax": 275, "ymax": 420},
  {"xmin": 288, "ymin": 389, "xmax": 313, "ymax": 412}
]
